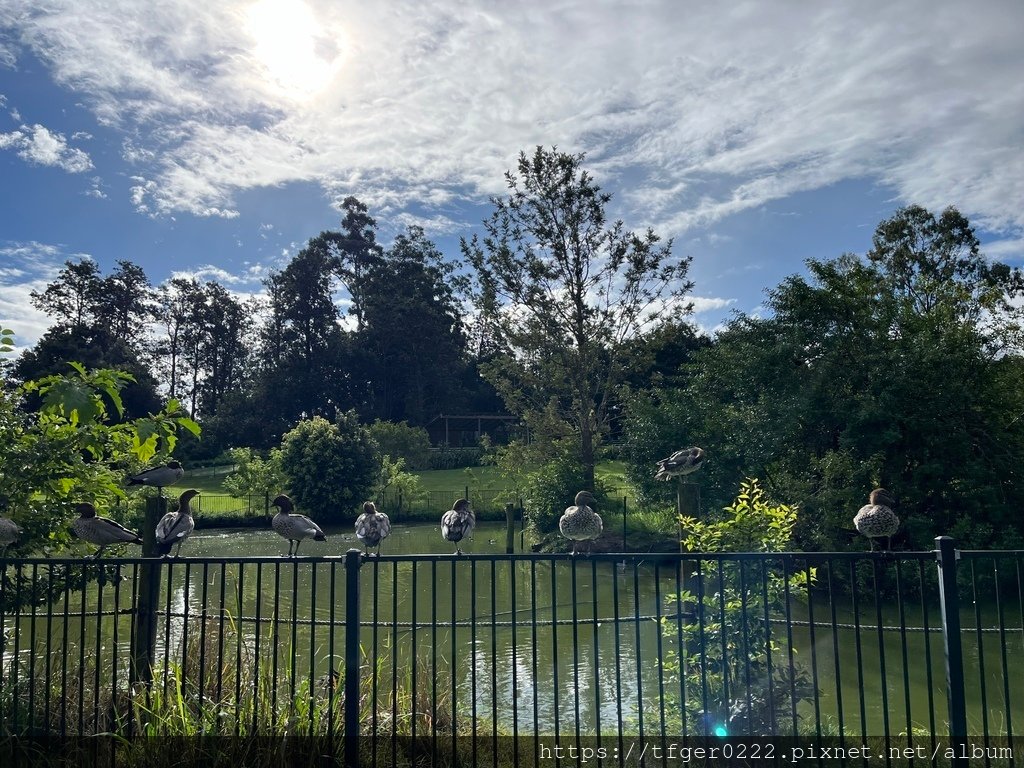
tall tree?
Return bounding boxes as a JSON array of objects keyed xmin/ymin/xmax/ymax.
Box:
[
  {"xmin": 310, "ymin": 196, "xmax": 384, "ymax": 331},
  {"xmin": 96, "ymin": 259, "xmax": 154, "ymax": 346},
  {"xmin": 154, "ymin": 277, "xmax": 204, "ymax": 403},
  {"xmin": 358, "ymin": 226, "xmax": 469, "ymax": 424},
  {"xmin": 261, "ymin": 242, "xmax": 349, "ymax": 421},
  {"xmin": 463, "ymin": 146, "xmax": 693, "ymax": 487},
  {"xmin": 30, "ymin": 259, "xmax": 103, "ymax": 329}
]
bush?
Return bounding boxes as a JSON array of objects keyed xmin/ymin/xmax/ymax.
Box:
[
  {"xmin": 368, "ymin": 420, "xmax": 433, "ymax": 470},
  {"xmin": 277, "ymin": 411, "xmax": 379, "ymax": 523},
  {"xmin": 522, "ymin": 443, "xmax": 611, "ymax": 539},
  {"xmin": 222, "ymin": 447, "xmax": 286, "ymax": 500}
]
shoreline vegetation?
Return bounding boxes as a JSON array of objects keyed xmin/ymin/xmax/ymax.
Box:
[{"xmin": 173, "ymin": 461, "xmax": 680, "ymax": 552}]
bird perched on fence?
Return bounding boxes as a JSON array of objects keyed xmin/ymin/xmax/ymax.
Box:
[
  {"xmin": 854, "ymin": 487, "xmax": 899, "ymax": 551},
  {"xmin": 155, "ymin": 489, "xmax": 199, "ymax": 557},
  {"xmin": 72, "ymin": 502, "xmax": 143, "ymax": 558},
  {"xmin": 355, "ymin": 501, "xmax": 391, "ymax": 556},
  {"xmin": 0, "ymin": 512, "xmax": 21, "ymax": 558},
  {"xmin": 128, "ymin": 461, "xmax": 185, "ymax": 495},
  {"xmin": 441, "ymin": 498, "xmax": 475, "ymax": 554},
  {"xmin": 559, "ymin": 490, "xmax": 602, "ymax": 555},
  {"xmin": 271, "ymin": 494, "xmax": 326, "ymax": 556},
  {"xmin": 654, "ymin": 447, "xmax": 705, "ymax": 481}
]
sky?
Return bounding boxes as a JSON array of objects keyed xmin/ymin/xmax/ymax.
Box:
[{"xmin": 1, "ymin": 0, "xmax": 1023, "ymax": 351}]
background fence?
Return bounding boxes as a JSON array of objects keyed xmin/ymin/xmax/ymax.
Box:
[{"xmin": 1, "ymin": 540, "xmax": 1022, "ymax": 766}]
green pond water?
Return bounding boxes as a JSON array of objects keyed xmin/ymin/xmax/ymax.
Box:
[{"xmin": 2, "ymin": 521, "xmax": 1022, "ymax": 740}]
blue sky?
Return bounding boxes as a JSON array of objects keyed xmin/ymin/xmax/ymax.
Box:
[{"xmin": 1, "ymin": 0, "xmax": 1022, "ymax": 350}]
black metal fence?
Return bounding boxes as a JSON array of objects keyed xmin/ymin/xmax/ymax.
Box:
[{"xmin": 1, "ymin": 539, "xmax": 1022, "ymax": 766}]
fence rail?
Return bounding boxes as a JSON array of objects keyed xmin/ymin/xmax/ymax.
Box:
[{"xmin": 1, "ymin": 540, "xmax": 1022, "ymax": 766}]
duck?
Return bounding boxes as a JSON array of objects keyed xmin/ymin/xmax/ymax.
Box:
[
  {"xmin": 128, "ymin": 461, "xmax": 185, "ymax": 493},
  {"xmin": 71, "ymin": 502, "xmax": 143, "ymax": 558},
  {"xmin": 559, "ymin": 490, "xmax": 602, "ymax": 555},
  {"xmin": 853, "ymin": 487, "xmax": 899, "ymax": 551},
  {"xmin": 441, "ymin": 498, "xmax": 475, "ymax": 554},
  {"xmin": 354, "ymin": 501, "xmax": 391, "ymax": 555},
  {"xmin": 654, "ymin": 447, "xmax": 705, "ymax": 481},
  {"xmin": 0, "ymin": 514, "xmax": 21, "ymax": 558},
  {"xmin": 271, "ymin": 494, "xmax": 327, "ymax": 556},
  {"xmin": 155, "ymin": 489, "xmax": 199, "ymax": 557}
]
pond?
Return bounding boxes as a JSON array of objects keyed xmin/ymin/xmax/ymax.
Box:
[{"xmin": 2, "ymin": 520, "xmax": 1022, "ymax": 742}]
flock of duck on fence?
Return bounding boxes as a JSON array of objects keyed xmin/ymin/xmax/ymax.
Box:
[{"xmin": 0, "ymin": 445, "xmax": 900, "ymax": 559}]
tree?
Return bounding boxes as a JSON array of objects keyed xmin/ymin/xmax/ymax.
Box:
[
  {"xmin": 623, "ymin": 206, "xmax": 1024, "ymax": 550},
  {"xmin": 262, "ymin": 243, "xmax": 349, "ymax": 420},
  {"xmin": 30, "ymin": 259, "xmax": 103, "ymax": 329},
  {"xmin": 95, "ymin": 259, "xmax": 154, "ymax": 347},
  {"xmin": 309, "ymin": 196, "xmax": 384, "ymax": 331},
  {"xmin": 464, "ymin": 146, "xmax": 693, "ymax": 489},
  {"xmin": 358, "ymin": 226, "xmax": 469, "ymax": 424},
  {"xmin": 277, "ymin": 411, "xmax": 379, "ymax": 522}
]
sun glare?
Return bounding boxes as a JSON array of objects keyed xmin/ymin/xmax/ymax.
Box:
[{"xmin": 244, "ymin": 0, "xmax": 344, "ymax": 99}]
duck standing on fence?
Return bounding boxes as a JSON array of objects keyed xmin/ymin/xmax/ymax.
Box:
[
  {"xmin": 72, "ymin": 502, "xmax": 143, "ymax": 558},
  {"xmin": 559, "ymin": 490, "xmax": 602, "ymax": 555},
  {"xmin": 271, "ymin": 494, "xmax": 327, "ymax": 556},
  {"xmin": 441, "ymin": 498, "xmax": 475, "ymax": 554},
  {"xmin": 128, "ymin": 461, "xmax": 185, "ymax": 497},
  {"xmin": 654, "ymin": 447, "xmax": 705, "ymax": 481},
  {"xmin": 155, "ymin": 489, "xmax": 199, "ymax": 557},
  {"xmin": 854, "ymin": 487, "xmax": 899, "ymax": 551},
  {"xmin": 355, "ymin": 501, "xmax": 391, "ymax": 556}
]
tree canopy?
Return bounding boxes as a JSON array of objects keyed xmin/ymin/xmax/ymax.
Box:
[{"xmin": 464, "ymin": 146, "xmax": 693, "ymax": 488}]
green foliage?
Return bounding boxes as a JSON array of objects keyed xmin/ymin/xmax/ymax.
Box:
[
  {"xmin": 221, "ymin": 447, "xmax": 286, "ymax": 500},
  {"xmin": 374, "ymin": 455, "xmax": 423, "ymax": 514},
  {"xmin": 368, "ymin": 420, "xmax": 432, "ymax": 469},
  {"xmin": 623, "ymin": 205, "xmax": 1024, "ymax": 550},
  {"xmin": 521, "ymin": 440, "xmax": 611, "ymax": 540},
  {"xmin": 277, "ymin": 411, "xmax": 379, "ymax": 522},
  {"xmin": 680, "ymin": 478, "xmax": 798, "ymax": 553},
  {"xmin": 464, "ymin": 146, "xmax": 693, "ymax": 488},
  {"xmin": 0, "ymin": 361, "xmax": 200, "ymax": 554},
  {"xmin": 664, "ymin": 479, "xmax": 816, "ymax": 735}
]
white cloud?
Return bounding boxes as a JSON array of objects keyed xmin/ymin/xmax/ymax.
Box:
[
  {"xmin": 0, "ymin": 123, "xmax": 93, "ymax": 172},
  {"xmin": 0, "ymin": 0, "xmax": 1020, "ymax": 243},
  {"xmin": 981, "ymin": 237, "xmax": 1024, "ymax": 262},
  {"xmin": 0, "ymin": 241, "xmax": 79, "ymax": 350},
  {"xmin": 688, "ymin": 296, "xmax": 737, "ymax": 315}
]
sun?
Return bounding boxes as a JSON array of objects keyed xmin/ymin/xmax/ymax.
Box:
[{"xmin": 244, "ymin": 0, "xmax": 344, "ymax": 100}]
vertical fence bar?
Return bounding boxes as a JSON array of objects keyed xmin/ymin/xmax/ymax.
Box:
[
  {"xmin": 344, "ymin": 549, "xmax": 362, "ymax": 768},
  {"xmin": 936, "ymin": 536, "xmax": 968, "ymax": 765}
]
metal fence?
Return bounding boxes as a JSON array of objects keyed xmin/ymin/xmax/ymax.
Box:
[{"xmin": 1, "ymin": 539, "xmax": 1022, "ymax": 766}]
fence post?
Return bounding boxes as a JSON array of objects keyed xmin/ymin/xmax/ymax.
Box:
[
  {"xmin": 130, "ymin": 495, "xmax": 165, "ymax": 688},
  {"xmin": 344, "ymin": 549, "xmax": 362, "ymax": 768},
  {"xmin": 936, "ymin": 536, "xmax": 968, "ymax": 763},
  {"xmin": 505, "ymin": 502, "xmax": 515, "ymax": 553}
]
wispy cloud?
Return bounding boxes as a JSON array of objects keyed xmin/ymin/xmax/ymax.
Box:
[
  {"xmin": 0, "ymin": 123, "xmax": 93, "ymax": 172},
  {"xmin": 0, "ymin": 0, "xmax": 1020, "ymax": 244}
]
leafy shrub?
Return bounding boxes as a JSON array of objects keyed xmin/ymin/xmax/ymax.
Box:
[
  {"xmin": 277, "ymin": 411, "xmax": 379, "ymax": 523},
  {"xmin": 663, "ymin": 479, "xmax": 816, "ymax": 736},
  {"xmin": 222, "ymin": 447, "xmax": 286, "ymax": 501},
  {"xmin": 368, "ymin": 420, "xmax": 433, "ymax": 470},
  {"xmin": 522, "ymin": 442, "xmax": 611, "ymax": 539}
]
